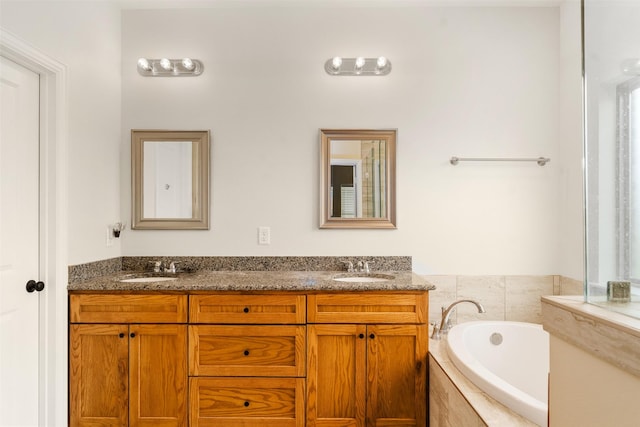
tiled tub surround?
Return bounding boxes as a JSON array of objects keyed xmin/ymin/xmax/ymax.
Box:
[
  {"xmin": 426, "ymin": 275, "xmax": 583, "ymax": 325},
  {"xmin": 68, "ymin": 256, "xmax": 412, "ymax": 284},
  {"xmin": 429, "ymin": 332, "xmax": 538, "ymax": 427}
]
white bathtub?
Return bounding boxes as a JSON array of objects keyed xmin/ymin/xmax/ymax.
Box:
[{"xmin": 445, "ymin": 321, "xmax": 549, "ymax": 427}]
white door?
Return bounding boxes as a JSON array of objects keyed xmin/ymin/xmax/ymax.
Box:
[{"xmin": 0, "ymin": 56, "xmax": 42, "ymax": 427}]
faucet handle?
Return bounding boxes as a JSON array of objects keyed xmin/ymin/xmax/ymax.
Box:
[
  {"xmin": 149, "ymin": 260, "xmax": 163, "ymax": 272},
  {"xmin": 363, "ymin": 260, "xmax": 375, "ymax": 274},
  {"xmin": 341, "ymin": 260, "xmax": 354, "ymax": 272},
  {"xmin": 168, "ymin": 261, "xmax": 181, "ymax": 273}
]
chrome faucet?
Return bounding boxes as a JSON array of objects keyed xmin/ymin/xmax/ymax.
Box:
[
  {"xmin": 341, "ymin": 260, "xmax": 355, "ymax": 272},
  {"xmin": 353, "ymin": 260, "xmax": 374, "ymax": 273},
  {"xmin": 362, "ymin": 260, "xmax": 374, "ymax": 274},
  {"xmin": 431, "ymin": 299, "xmax": 486, "ymax": 340},
  {"xmin": 165, "ymin": 261, "xmax": 180, "ymax": 274},
  {"xmin": 150, "ymin": 260, "xmax": 163, "ymax": 273}
]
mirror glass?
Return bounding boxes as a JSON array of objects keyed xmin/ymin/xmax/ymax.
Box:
[
  {"xmin": 132, "ymin": 130, "xmax": 210, "ymax": 229},
  {"xmin": 320, "ymin": 129, "xmax": 396, "ymax": 229}
]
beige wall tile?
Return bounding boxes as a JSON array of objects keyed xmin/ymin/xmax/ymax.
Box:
[
  {"xmin": 457, "ymin": 276, "xmax": 505, "ymax": 322},
  {"xmin": 560, "ymin": 275, "xmax": 583, "ymax": 295},
  {"xmin": 424, "ymin": 275, "xmax": 457, "ymax": 324},
  {"xmin": 553, "ymin": 275, "xmax": 561, "ymax": 295},
  {"xmin": 505, "ymin": 275, "xmax": 554, "ymax": 323}
]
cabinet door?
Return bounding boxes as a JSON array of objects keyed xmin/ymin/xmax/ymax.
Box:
[
  {"xmin": 307, "ymin": 325, "xmax": 366, "ymax": 427},
  {"xmin": 69, "ymin": 324, "xmax": 129, "ymax": 427},
  {"xmin": 366, "ymin": 324, "xmax": 428, "ymax": 427},
  {"xmin": 129, "ymin": 324, "xmax": 188, "ymax": 427}
]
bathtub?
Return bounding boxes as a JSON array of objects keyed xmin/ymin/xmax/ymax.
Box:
[{"xmin": 445, "ymin": 321, "xmax": 549, "ymax": 427}]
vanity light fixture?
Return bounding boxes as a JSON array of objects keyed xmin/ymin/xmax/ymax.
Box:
[
  {"xmin": 324, "ymin": 56, "xmax": 392, "ymax": 76},
  {"xmin": 136, "ymin": 57, "xmax": 204, "ymax": 77}
]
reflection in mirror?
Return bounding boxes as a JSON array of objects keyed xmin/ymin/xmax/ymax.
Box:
[
  {"xmin": 132, "ymin": 130, "xmax": 210, "ymax": 229},
  {"xmin": 320, "ymin": 129, "xmax": 396, "ymax": 229},
  {"xmin": 143, "ymin": 141, "xmax": 193, "ymax": 219}
]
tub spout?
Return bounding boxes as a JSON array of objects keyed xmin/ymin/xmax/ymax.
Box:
[{"xmin": 431, "ymin": 299, "xmax": 486, "ymax": 340}]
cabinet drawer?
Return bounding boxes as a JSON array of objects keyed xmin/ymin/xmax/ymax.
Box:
[
  {"xmin": 189, "ymin": 325, "xmax": 306, "ymax": 377},
  {"xmin": 69, "ymin": 294, "xmax": 188, "ymax": 323},
  {"xmin": 190, "ymin": 295, "xmax": 306, "ymax": 324},
  {"xmin": 189, "ymin": 377, "xmax": 305, "ymax": 427},
  {"xmin": 307, "ymin": 292, "xmax": 428, "ymax": 324}
]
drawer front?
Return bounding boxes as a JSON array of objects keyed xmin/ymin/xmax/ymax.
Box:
[
  {"xmin": 190, "ymin": 295, "xmax": 306, "ymax": 324},
  {"xmin": 189, "ymin": 377, "xmax": 305, "ymax": 427},
  {"xmin": 307, "ymin": 292, "xmax": 428, "ymax": 324},
  {"xmin": 189, "ymin": 325, "xmax": 306, "ymax": 377},
  {"xmin": 69, "ymin": 294, "xmax": 188, "ymax": 323}
]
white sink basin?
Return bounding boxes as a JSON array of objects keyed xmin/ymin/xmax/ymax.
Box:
[
  {"xmin": 119, "ymin": 277, "xmax": 178, "ymax": 283},
  {"xmin": 333, "ymin": 274, "xmax": 394, "ymax": 283}
]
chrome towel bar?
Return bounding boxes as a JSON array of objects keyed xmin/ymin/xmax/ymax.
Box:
[{"xmin": 449, "ymin": 156, "xmax": 550, "ymax": 166}]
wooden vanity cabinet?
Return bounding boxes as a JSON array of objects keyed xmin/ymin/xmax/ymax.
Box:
[
  {"xmin": 306, "ymin": 293, "xmax": 428, "ymax": 427},
  {"xmin": 69, "ymin": 294, "xmax": 188, "ymax": 427},
  {"xmin": 69, "ymin": 290, "xmax": 428, "ymax": 427}
]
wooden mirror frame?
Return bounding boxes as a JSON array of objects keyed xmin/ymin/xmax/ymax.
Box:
[
  {"xmin": 131, "ymin": 130, "xmax": 210, "ymax": 230},
  {"xmin": 320, "ymin": 129, "xmax": 397, "ymax": 229}
]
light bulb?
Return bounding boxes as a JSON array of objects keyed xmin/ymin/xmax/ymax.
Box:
[
  {"xmin": 137, "ymin": 58, "xmax": 151, "ymax": 71},
  {"xmin": 376, "ymin": 56, "xmax": 387, "ymax": 68},
  {"xmin": 331, "ymin": 56, "xmax": 343, "ymax": 70},
  {"xmin": 355, "ymin": 57, "xmax": 366, "ymax": 70},
  {"xmin": 159, "ymin": 58, "xmax": 172, "ymax": 71},
  {"xmin": 182, "ymin": 58, "xmax": 194, "ymax": 70}
]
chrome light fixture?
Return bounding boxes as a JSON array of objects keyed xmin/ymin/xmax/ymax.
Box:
[
  {"xmin": 324, "ymin": 56, "xmax": 392, "ymax": 76},
  {"xmin": 137, "ymin": 57, "xmax": 204, "ymax": 77}
]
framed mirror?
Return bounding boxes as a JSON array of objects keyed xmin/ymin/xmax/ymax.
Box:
[
  {"xmin": 320, "ymin": 129, "xmax": 396, "ymax": 229},
  {"xmin": 131, "ymin": 130, "xmax": 210, "ymax": 229}
]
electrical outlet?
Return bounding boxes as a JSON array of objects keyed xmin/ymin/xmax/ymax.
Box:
[
  {"xmin": 106, "ymin": 226, "xmax": 114, "ymax": 247},
  {"xmin": 258, "ymin": 226, "xmax": 271, "ymax": 245}
]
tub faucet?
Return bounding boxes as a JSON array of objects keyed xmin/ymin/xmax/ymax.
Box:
[{"xmin": 431, "ymin": 299, "xmax": 486, "ymax": 340}]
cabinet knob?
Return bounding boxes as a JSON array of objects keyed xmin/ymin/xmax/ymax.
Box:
[
  {"xmin": 119, "ymin": 333, "xmax": 125, "ymax": 338},
  {"xmin": 243, "ymin": 307, "xmax": 249, "ymax": 313},
  {"xmin": 369, "ymin": 333, "xmax": 375, "ymax": 339},
  {"xmin": 244, "ymin": 401, "xmax": 250, "ymax": 407},
  {"xmin": 130, "ymin": 333, "xmax": 136, "ymax": 338},
  {"xmin": 243, "ymin": 350, "xmax": 250, "ymax": 356},
  {"xmin": 358, "ymin": 333, "xmax": 365, "ymax": 339}
]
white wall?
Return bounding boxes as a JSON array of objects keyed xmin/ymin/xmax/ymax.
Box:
[
  {"xmin": 121, "ymin": 5, "xmax": 571, "ymax": 275},
  {"xmin": 0, "ymin": 1, "xmax": 584, "ymax": 276},
  {"xmin": 0, "ymin": 0, "xmax": 122, "ymax": 265}
]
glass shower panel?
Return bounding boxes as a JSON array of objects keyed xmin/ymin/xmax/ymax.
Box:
[{"xmin": 584, "ymin": 0, "xmax": 640, "ymax": 318}]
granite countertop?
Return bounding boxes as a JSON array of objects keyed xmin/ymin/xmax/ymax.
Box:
[{"xmin": 67, "ymin": 270, "xmax": 435, "ymax": 292}]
